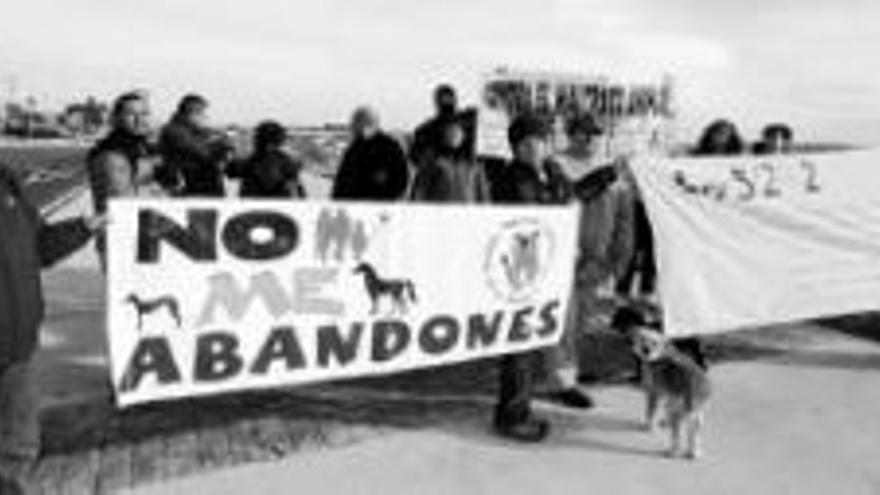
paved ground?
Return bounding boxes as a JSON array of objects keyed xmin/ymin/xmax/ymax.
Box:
[{"xmin": 25, "ymin": 181, "xmax": 880, "ymax": 495}]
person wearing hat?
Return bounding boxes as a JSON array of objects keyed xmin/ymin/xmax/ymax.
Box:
[
  {"xmin": 332, "ymin": 106, "xmax": 410, "ymax": 201},
  {"xmin": 490, "ymin": 113, "xmax": 564, "ymax": 442},
  {"xmin": 491, "ymin": 112, "xmax": 623, "ymax": 440},
  {"xmin": 226, "ymin": 120, "xmax": 306, "ymax": 198}
]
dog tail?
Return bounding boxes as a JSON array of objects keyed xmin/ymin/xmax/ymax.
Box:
[{"xmin": 405, "ymin": 280, "xmax": 417, "ymax": 303}]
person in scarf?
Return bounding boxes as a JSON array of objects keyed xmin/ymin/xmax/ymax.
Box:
[{"xmin": 87, "ymin": 91, "xmax": 165, "ymax": 270}]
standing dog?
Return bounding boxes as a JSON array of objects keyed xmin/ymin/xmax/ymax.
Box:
[
  {"xmin": 352, "ymin": 262, "xmax": 417, "ymax": 315},
  {"xmin": 632, "ymin": 327, "xmax": 712, "ymax": 460},
  {"xmin": 125, "ymin": 293, "xmax": 182, "ymax": 330}
]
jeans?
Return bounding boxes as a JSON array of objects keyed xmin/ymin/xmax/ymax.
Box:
[{"xmin": 0, "ymin": 360, "xmax": 40, "ymax": 465}]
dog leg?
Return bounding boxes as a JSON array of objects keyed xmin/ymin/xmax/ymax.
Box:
[
  {"xmin": 666, "ymin": 416, "xmax": 682, "ymax": 458},
  {"xmin": 644, "ymin": 391, "xmax": 659, "ymax": 432},
  {"xmin": 685, "ymin": 411, "xmax": 704, "ymax": 460}
]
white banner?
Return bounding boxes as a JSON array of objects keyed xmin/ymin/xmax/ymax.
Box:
[
  {"xmin": 631, "ymin": 149, "xmax": 880, "ymax": 335},
  {"xmin": 107, "ymin": 200, "xmax": 580, "ymax": 406},
  {"xmin": 476, "ymin": 69, "xmax": 676, "ymax": 159}
]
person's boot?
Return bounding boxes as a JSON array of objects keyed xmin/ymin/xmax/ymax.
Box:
[{"xmin": 493, "ymin": 416, "xmax": 551, "ymax": 443}]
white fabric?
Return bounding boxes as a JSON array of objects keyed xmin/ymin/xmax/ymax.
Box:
[
  {"xmin": 631, "ymin": 149, "xmax": 880, "ymax": 335},
  {"xmin": 107, "ymin": 199, "xmax": 580, "ymax": 406}
]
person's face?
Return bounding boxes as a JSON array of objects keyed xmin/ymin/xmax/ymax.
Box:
[
  {"xmin": 352, "ymin": 115, "xmax": 379, "ymax": 140},
  {"xmin": 435, "ymin": 92, "xmax": 457, "ymax": 116},
  {"xmin": 186, "ymin": 104, "xmax": 209, "ymax": 128},
  {"xmin": 569, "ymin": 130, "xmax": 599, "ymax": 156},
  {"xmin": 117, "ymin": 98, "xmax": 151, "ymax": 136},
  {"xmin": 514, "ymin": 135, "xmax": 549, "ymax": 166}
]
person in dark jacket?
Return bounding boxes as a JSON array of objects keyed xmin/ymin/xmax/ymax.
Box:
[
  {"xmin": 332, "ymin": 107, "xmax": 410, "ymax": 201},
  {"xmin": 0, "ymin": 165, "xmax": 104, "ymax": 490},
  {"xmin": 491, "ymin": 114, "xmax": 575, "ymax": 442},
  {"xmin": 411, "ymin": 84, "xmax": 466, "ymax": 169},
  {"xmin": 226, "ymin": 120, "xmax": 306, "ymax": 199},
  {"xmin": 158, "ymin": 94, "xmax": 231, "ymax": 197},
  {"xmin": 87, "ymin": 91, "xmax": 164, "ymax": 270},
  {"xmin": 410, "ymin": 118, "xmax": 490, "ymax": 202}
]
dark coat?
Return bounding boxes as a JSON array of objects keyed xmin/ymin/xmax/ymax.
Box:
[
  {"xmin": 410, "ymin": 109, "xmax": 477, "ymax": 167},
  {"xmin": 493, "ymin": 159, "xmax": 573, "ymax": 205},
  {"xmin": 332, "ymin": 132, "xmax": 410, "ymax": 200},
  {"xmin": 410, "ymin": 152, "xmax": 490, "ymax": 203},
  {"xmin": 227, "ymin": 149, "xmax": 305, "ymax": 199},
  {"xmin": 0, "ymin": 167, "xmax": 93, "ymax": 366},
  {"xmin": 159, "ymin": 119, "xmax": 226, "ymax": 197}
]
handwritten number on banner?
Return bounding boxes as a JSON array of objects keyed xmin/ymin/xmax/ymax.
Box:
[
  {"xmin": 800, "ymin": 160, "xmax": 821, "ymax": 193},
  {"xmin": 758, "ymin": 163, "xmax": 782, "ymax": 198},
  {"xmin": 730, "ymin": 168, "xmax": 755, "ymax": 200},
  {"xmin": 676, "ymin": 159, "xmax": 823, "ymax": 202}
]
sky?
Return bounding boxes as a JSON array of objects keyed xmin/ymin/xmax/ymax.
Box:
[{"xmin": 1, "ymin": 0, "xmax": 878, "ymax": 144}]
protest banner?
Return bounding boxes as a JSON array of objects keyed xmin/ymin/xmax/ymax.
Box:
[
  {"xmin": 476, "ymin": 68, "xmax": 676, "ymax": 160},
  {"xmin": 630, "ymin": 149, "xmax": 880, "ymax": 335},
  {"xmin": 106, "ymin": 200, "xmax": 580, "ymax": 407}
]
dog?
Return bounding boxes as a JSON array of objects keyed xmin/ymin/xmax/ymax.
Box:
[
  {"xmin": 631, "ymin": 327, "xmax": 712, "ymax": 460},
  {"xmin": 125, "ymin": 293, "xmax": 182, "ymax": 330},
  {"xmin": 352, "ymin": 262, "xmax": 417, "ymax": 315}
]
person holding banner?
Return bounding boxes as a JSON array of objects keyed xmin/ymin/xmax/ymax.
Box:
[
  {"xmin": 87, "ymin": 91, "xmax": 165, "ymax": 271},
  {"xmin": 546, "ymin": 113, "xmax": 634, "ymax": 404},
  {"xmin": 489, "ymin": 113, "xmax": 568, "ymax": 441},
  {"xmin": 0, "ymin": 165, "xmax": 105, "ymax": 492},
  {"xmin": 158, "ymin": 94, "xmax": 232, "ymax": 197},
  {"xmin": 409, "ymin": 118, "xmax": 491, "ymax": 202},
  {"xmin": 332, "ymin": 106, "xmax": 410, "ymax": 201}
]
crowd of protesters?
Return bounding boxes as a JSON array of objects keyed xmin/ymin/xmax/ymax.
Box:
[{"xmin": 0, "ymin": 83, "xmax": 800, "ymax": 489}]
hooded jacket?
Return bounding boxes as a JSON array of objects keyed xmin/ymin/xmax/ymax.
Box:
[{"xmin": 0, "ymin": 166, "xmax": 93, "ymax": 367}]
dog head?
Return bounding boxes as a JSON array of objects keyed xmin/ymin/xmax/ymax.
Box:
[{"xmin": 631, "ymin": 327, "xmax": 669, "ymax": 362}]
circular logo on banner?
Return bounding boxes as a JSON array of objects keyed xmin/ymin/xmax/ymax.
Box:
[{"xmin": 484, "ymin": 218, "xmax": 557, "ymax": 303}]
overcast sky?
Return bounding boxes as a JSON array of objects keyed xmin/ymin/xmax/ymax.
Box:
[{"xmin": 1, "ymin": 0, "xmax": 878, "ymax": 144}]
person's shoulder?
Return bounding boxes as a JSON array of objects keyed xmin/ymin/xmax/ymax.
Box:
[
  {"xmin": 90, "ymin": 148, "xmax": 129, "ymax": 170},
  {"xmin": 413, "ymin": 117, "xmax": 434, "ymax": 136},
  {"xmin": 277, "ymin": 150, "xmax": 303, "ymax": 173}
]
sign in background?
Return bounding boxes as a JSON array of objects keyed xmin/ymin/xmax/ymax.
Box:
[
  {"xmin": 476, "ymin": 69, "xmax": 676, "ymax": 160},
  {"xmin": 107, "ymin": 200, "xmax": 580, "ymax": 406},
  {"xmin": 631, "ymin": 149, "xmax": 880, "ymax": 335}
]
